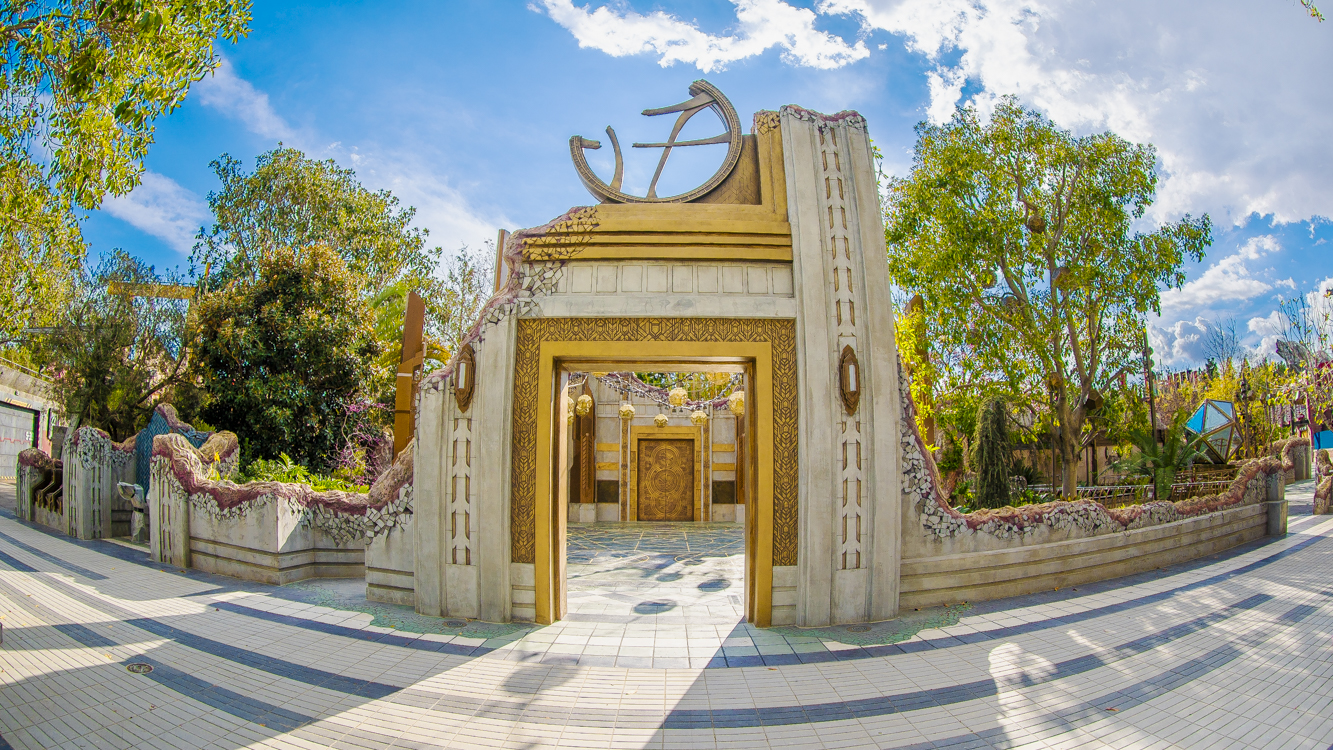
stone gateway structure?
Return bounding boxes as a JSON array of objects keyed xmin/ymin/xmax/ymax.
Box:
[
  {"xmin": 10, "ymin": 82, "xmax": 1300, "ymax": 634},
  {"xmin": 369, "ymin": 83, "xmax": 904, "ymax": 628},
  {"xmin": 346, "ymin": 81, "xmax": 1293, "ymax": 629}
]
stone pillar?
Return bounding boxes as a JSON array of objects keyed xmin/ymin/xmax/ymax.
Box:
[
  {"xmin": 148, "ymin": 450, "xmax": 190, "ymax": 568},
  {"xmin": 782, "ymin": 106, "xmax": 902, "ymax": 626},
  {"xmin": 1265, "ymin": 470, "xmax": 1287, "ymax": 536},
  {"xmin": 474, "ymin": 315, "xmax": 517, "ymax": 622}
]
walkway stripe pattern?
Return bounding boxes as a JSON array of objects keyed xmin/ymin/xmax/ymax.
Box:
[{"xmin": 1, "ymin": 506, "xmax": 1331, "ymax": 748}]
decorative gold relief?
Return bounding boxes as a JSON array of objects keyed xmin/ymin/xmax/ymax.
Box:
[
  {"xmin": 454, "ymin": 343, "xmax": 476, "ymax": 413},
  {"xmin": 637, "ymin": 439, "xmax": 695, "ymax": 521},
  {"xmin": 510, "ymin": 317, "xmax": 798, "ymax": 567},
  {"xmin": 839, "ymin": 345, "xmax": 861, "ymax": 415},
  {"xmin": 753, "ymin": 110, "xmax": 781, "ymax": 135}
]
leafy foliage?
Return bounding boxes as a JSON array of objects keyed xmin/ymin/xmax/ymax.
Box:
[
  {"xmin": 1112, "ymin": 411, "xmax": 1206, "ymax": 501},
  {"xmin": 191, "ymin": 243, "xmax": 378, "ymax": 472},
  {"xmin": 1, "ymin": 0, "xmax": 250, "ymax": 345},
  {"xmin": 192, "ymin": 147, "xmax": 442, "ymax": 313},
  {"xmin": 972, "ymin": 399, "xmax": 1011, "ymax": 509},
  {"xmin": 31, "ymin": 250, "xmax": 196, "ymax": 440},
  {"xmin": 884, "ymin": 98, "xmax": 1211, "ymax": 494},
  {"xmin": 238, "ymin": 452, "xmax": 367, "ymax": 493},
  {"xmin": 191, "ymin": 147, "xmax": 495, "ymax": 409}
]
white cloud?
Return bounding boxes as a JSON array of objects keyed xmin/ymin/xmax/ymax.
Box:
[
  {"xmin": 1247, "ymin": 310, "xmax": 1282, "ymax": 336},
  {"xmin": 102, "ymin": 172, "xmax": 210, "ymax": 254},
  {"xmin": 535, "ymin": 0, "xmax": 869, "ymax": 72},
  {"xmin": 1158, "ymin": 234, "xmax": 1282, "ymax": 312},
  {"xmin": 350, "ymin": 151, "xmax": 510, "ymax": 256},
  {"xmin": 193, "ymin": 62, "xmax": 502, "ymax": 254},
  {"xmin": 539, "ymin": 0, "xmax": 1333, "ymax": 228},
  {"xmin": 195, "ymin": 57, "xmax": 297, "ymax": 143},
  {"xmin": 826, "ymin": 0, "xmax": 1333, "ymax": 225},
  {"xmin": 1150, "ymin": 316, "xmax": 1211, "ymax": 366}
]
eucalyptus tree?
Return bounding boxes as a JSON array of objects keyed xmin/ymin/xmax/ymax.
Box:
[
  {"xmin": 1, "ymin": 0, "xmax": 250, "ymax": 345},
  {"xmin": 885, "ymin": 98, "xmax": 1211, "ymax": 495}
]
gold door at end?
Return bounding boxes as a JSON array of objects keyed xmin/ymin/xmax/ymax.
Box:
[{"xmin": 637, "ymin": 439, "xmax": 695, "ymax": 521}]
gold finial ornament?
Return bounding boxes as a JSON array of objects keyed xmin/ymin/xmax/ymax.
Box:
[
  {"xmin": 619, "ymin": 402, "xmax": 636, "ymax": 419},
  {"xmin": 654, "ymin": 413, "xmax": 669, "ymax": 428},
  {"xmin": 575, "ymin": 394, "xmax": 593, "ymax": 417},
  {"xmin": 668, "ymin": 387, "xmax": 688, "ymax": 407},
  {"xmin": 690, "ymin": 410, "xmax": 708, "ymax": 426},
  {"xmin": 728, "ymin": 390, "xmax": 745, "ymax": 417},
  {"xmin": 569, "ymin": 80, "xmax": 743, "ymax": 204}
]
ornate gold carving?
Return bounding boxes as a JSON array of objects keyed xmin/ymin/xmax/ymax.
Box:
[
  {"xmin": 839, "ymin": 345, "xmax": 861, "ymax": 416},
  {"xmin": 510, "ymin": 317, "xmax": 798, "ymax": 565},
  {"xmin": 569, "ymin": 80, "xmax": 743, "ymax": 204},
  {"xmin": 638, "ymin": 440, "xmax": 695, "ymax": 521},
  {"xmin": 454, "ymin": 343, "xmax": 476, "ymax": 413},
  {"xmin": 753, "ymin": 110, "xmax": 781, "ymax": 135}
]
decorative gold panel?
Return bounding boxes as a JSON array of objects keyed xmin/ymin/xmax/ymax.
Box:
[
  {"xmin": 638, "ymin": 440, "xmax": 695, "ymax": 521},
  {"xmin": 510, "ymin": 317, "xmax": 798, "ymax": 565}
]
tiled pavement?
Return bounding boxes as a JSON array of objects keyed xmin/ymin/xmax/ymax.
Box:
[{"xmin": 0, "ymin": 480, "xmax": 1330, "ymax": 748}]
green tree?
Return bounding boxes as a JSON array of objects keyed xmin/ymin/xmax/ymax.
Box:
[
  {"xmin": 192, "ymin": 147, "xmax": 443, "ymax": 306},
  {"xmin": 973, "ymin": 398, "xmax": 1011, "ymax": 509},
  {"xmin": 32, "ymin": 250, "xmax": 195, "ymax": 440},
  {"xmin": 191, "ymin": 243, "xmax": 378, "ymax": 471},
  {"xmin": 885, "ymin": 98, "xmax": 1211, "ymax": 495},
  {"xmin": 1, "ymin": 0, "xmax": 250, "ymax": 345},
  {"xmin": 1113, "ymin": 411, "xmax": 1206, "ymax": 502}
]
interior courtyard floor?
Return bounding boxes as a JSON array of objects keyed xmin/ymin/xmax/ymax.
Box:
[{"xmin": 0, "ymin": 480, "xmax": 1330, "ymax": 749}]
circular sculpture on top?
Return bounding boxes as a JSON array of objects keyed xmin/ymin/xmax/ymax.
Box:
[
  {"xmin": 690, "ymin": 410, "xmax": 708, "ymax": 427},
  {"xmin": 728, "ymin": 390, "xmax": 745, "ymax": 418},
  {"xmin": 619, "ymin": 402, "xmax": 636, "ymax": 419},
  {"xmin": 668, "ymin": 387, "xmax": 689, "ymax": 408},
  {"xmin": 575, "ymin": 394, "xmax": 593, "ymax": 417},
  {"xmin": 569, "ymin": 79, "xmax": 743, "ymax": 204},
  {"xmin": 654, "ymin": 413, "xmax": 669, "ymax": 428}
]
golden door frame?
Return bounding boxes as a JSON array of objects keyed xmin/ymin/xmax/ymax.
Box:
[
  {"xmin": 629, "ymin": 425, "xmax": 701, "ymax": 522},
  {"xmin": 510, "ymin": 317, "xmax": 797, "ymax": 628}
]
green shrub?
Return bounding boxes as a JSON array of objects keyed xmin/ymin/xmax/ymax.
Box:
[
  {"xmin": 973, "ymin": 398, "xmax": 1010, "ymax": 509},
  {"xmin": 239, "ymin": 453, "xmax": 368, "ymax": 493}
]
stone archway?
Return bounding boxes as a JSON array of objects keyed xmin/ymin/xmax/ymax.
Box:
[
  {"xmin": 509, "ymin": 322, "xmax": 797, "ymax": 626},
  {"xmin": 386, "ymin": 82, "xmax": 905, "ymax": 629}
]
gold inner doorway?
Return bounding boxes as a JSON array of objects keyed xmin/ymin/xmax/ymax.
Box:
[{"xmin": 636, "ymin": 439, "xmax": 696, "ymax": 521}]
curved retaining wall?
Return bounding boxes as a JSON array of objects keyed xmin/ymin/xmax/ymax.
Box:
[
  {"xmin": 150, "ymin": 433, "xmax": 413, "ymax": 585},
  {"xmin": 896, "ymin": 363, "xmax": 1299, "ymax": 610}
]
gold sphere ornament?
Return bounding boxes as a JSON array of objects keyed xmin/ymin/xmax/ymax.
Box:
[
  {"xmin": 728, "ymin": 390, "xmax": 745, "ymax": 417},
  {"xmin": 575, "ymin": 394, "xmax": 593, "ymax": 417},
  {"xmin": 618, "ymin": 402, "xmax": 636, "ymax": 419},
  {"xmin": 690, "ymin": 410, "xmax": 708, "ymax": 426},
  {"xmin": 654, "ymin": 413, "xmax": 669, "ymax": 428},
  {"xmin": 668, "ymin": 386, "xmax": 688, "ymax": 408}
]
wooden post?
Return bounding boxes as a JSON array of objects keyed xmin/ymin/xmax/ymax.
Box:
[{"xmin": 393, "ymin": 292, "xmax": 426, "ymax": 458}]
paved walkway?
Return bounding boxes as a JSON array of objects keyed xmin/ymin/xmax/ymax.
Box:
[{"xmin": 0, "ymin": 485, "xmax": 1330, "ymax": 748}]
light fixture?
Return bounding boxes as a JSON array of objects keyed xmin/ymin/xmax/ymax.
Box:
[
  {"xmin": 654, "ymin": 413, "xmax": 669, "ymax": 428},
  {"xmin": 727, "ymin": 390, "xmax": 745, "ymax": 417},
  {"xmin": 453, "ymin": 343, "xmax": 476, "ymax": 412},
  {"xmin": 619, "ymin": 402, "xmax": 635, "ymax": 419},
  {"xmin": 690, "ymin": 410, "xmax": 707, "ymax": 426},
  {"xmin": 668, "ymin": 387, "xmax": 688, "ymax": 408},
  {"xmin": 575, "ymin": 394, "xmax": 593, "ymax": 417},
  {"xmin": 838, "ymin": 346, "xmax": 860, "ymax": 415}
]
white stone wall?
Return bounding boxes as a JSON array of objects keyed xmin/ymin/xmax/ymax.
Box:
[
  {"xmin": 782, "ymin": 107, "xmax": 903, "ymax": 626},
  {"xmin": 415, "ymin": 314, "xmax": 515, "ymax": 622}
]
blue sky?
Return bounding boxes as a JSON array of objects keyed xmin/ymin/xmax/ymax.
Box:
[{"xmin": 87, "ymin": 0, "xmax": 1333, "ymax": 368}]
